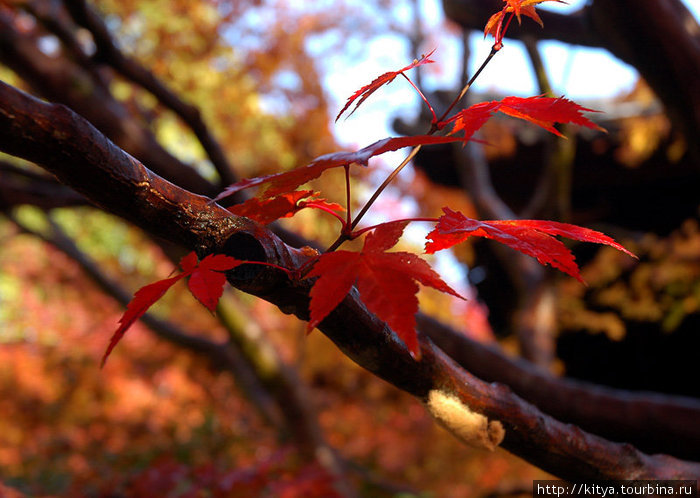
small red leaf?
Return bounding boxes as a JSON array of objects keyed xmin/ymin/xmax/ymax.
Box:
[
  {"xmin": 307, "ymin": 222, "xmax": 463, "ymax": 359},
  {"xmin": 101, "ymin": 274, "xmax": 184, "ymax": 367},
  {"xmin": 188, "ymin": 254, "xmax": 243, "ymax": 312},
  {"xmin": 301, "ymin": 197, "xmax": 345, "ymax": 215},
  {"xmin": 228, "ymin": 190, "xmax": 316, "ymax": 225},
  {"xmin": 196, "ymin": 253, "xmax": 244, "ymax": 272},
  {"xmin": 179, "ymin": 251, "xmax": 199, "ymax": 274},
  {"xmin": 447, "ymin": 101, "xmax": 501, "ymax": 142},
  {"xmin": 425, "ymin": 208, "xmax": 635, "ymax": 282},
  {"xmin": 447, "ymin": 96, "xmax": 604, "ymax": 142},
  {"xmin": 213, "ymin": 136, "xmax": 466, "ymax": 204},
  {"xmin": 363, "ymin": 220, "xmax": 410, "ymax": 252},
  {"xmin": 336, "ymin": 49, "xmax": 436, "ymax": 121},
  {"xmin": 498, "ymin": 95, "xmax": 605, "ymax": 135},
  {"xmin": 307, "ymin": 251, "xmax": 361, "ymax": 332},
  {"xmin": 102, "ymin": 252, "xmax": 242, "ymax": 365},
  {"xmin": 228, "ymin": 191, "xmax": 346, "ymax": 225},
  {"xmin": 484, "ymin": 1, "xmax": 565, "ymax": 46}
]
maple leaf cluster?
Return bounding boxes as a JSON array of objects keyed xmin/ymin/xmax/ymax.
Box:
[
  {"xmin": 101, "ymin": 253, "xmax": 242, "ymax": 366},
  {"xmin": 103, "ymin": 0, "xmax": 635, "ymax": 365},
  {"xmin": 308, "ymin": 221, "xmax": 463, "ymax": 358}
]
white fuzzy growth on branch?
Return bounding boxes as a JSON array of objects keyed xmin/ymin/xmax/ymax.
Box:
[{"xmin": 426, "ymin": 390, "xmax": 505, "ymax": 451}]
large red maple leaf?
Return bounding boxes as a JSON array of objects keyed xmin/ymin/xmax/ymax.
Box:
[
  {"xmin": 425, "ymin": 208, "xmax": 635, "ymax": 282},
  {"xmin": 446, "ymin": 95, "xmax": 604, "ymax": 142},
  {"xmin": 101, "ymin": 252, "xmax": 242, "ymax": 366},
  {"xmin": 306, "ymin": 221, "xmax": 463, "ymax": 359}
]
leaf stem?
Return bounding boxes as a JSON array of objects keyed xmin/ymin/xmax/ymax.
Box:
[
  {"xmin": 433, "ymin": 47, "xmax": 498, "ymax": 129},
  {"xmin": 351, "ymin": 217, "xmax": 439, "ymax": 238},
  {"xmin": 344, "ymin": 164, "xmax": 352, "ymax": 227},
  {"xmin": 329, "ymin": 39, "xmax": 503, "ymax": 251},
  {"xmin": 350, "ymin": 145, "xmax": 423, "ymax": 230},
  {"xmin": 304, "ymin": 202, "xmax": 347, "ymax": 226},
  {"xmin": 323, "ymin": 233, "xmax": 352, "ymax": 254},
  {"xmin": 401, "ymin": 73, "xmax": 437, "ymax": 124},
  {"xmin": 243, "ymin": 260, "xmax": 297, "ymax": 277}
]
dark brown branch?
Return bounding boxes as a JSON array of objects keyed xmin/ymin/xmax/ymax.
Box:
[
  {"xmin": 417, "ymin": 313, "xmax": 700, "ymax": 460},
  {"xmin": 0, "ymin": 160, "xmax": 86, "ymax": 209},
  {"xmin": 0, "ymin": 80, "xmax": 249, "ymax": 251},
  {"xmin": 2, "ymin": 79, "xmax": 699, "ymax": 482},
  {"xmin": 63, "ymin": 0, "xmax": 238, "ymax": 186},
  {"xmin": 0, "ymin": 11, "xmax": 218, "ymax": 196},
  {"xmin": 588, "ymin": 0, "xmax": 700, "ymax": 160},
  {"xmin": 443, "ymin": 0, "xmax": 600, "ymax": 47},
  {"xmin": 19, "ymin": 0, "xmax": 108, "ymax": 88}
]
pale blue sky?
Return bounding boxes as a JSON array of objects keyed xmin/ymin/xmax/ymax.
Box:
[{"xmin": 323, "ymin": 0, "xmax": 700, "ymax": 147}]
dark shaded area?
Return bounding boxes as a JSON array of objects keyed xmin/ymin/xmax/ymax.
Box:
[
  {"xmin": 413, "ymin": 134, "xmax": 700, "ymax": 234},
  {"xmin": 558, "ymin": 314, "xmax": 700, "ymax": 398}
]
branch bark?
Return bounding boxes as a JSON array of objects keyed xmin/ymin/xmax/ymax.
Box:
[
  {"xmin": 417, "ymin": 313, "xmax": 700, "ymax": 460},
  {"xmin": 0, "ymin": 160, "xmax": 86, "ymax": 209},
  {"xmin": 0, "ymin": 10, "xmax": 219, "ymax": 196},
  {"xmin": 62, "ymin": 0, "xmax": 238, "ymax": 186},
  {"xmin": 2, "ymin": 79, "xmax": 699, "ymax": 482}
]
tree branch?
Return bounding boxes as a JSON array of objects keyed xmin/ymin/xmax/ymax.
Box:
[
  {"xmin": 0, "ymin": 10, "xmax": 219, "ymax": 196},
  {"xmin": 2, "ymin": 78, "xmax": 699, "ymax": 482},
  {"xmin": 443, "ymin": 0, "xmax": 599, "ymax": 47},
  {"xmin": 0, "ymin": 160, "xmax": 86, "ymax": 209},
  {"xmin": 417, "ymin": 313, "xmax": 700, "ymax": 460},
  {"xmin": 62, "ymin": 0, "xmax": 238, "ymax": 186}
]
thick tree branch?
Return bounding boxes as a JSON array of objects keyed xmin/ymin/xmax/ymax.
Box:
[
  {"xmin": 0, "ymin": 80, "xmax": 251, "ymax": 251},
  {"xmin": 0, "ymin": 11, "xmax": 219, "ymax": 196},
  {"xmin": 19, "ymin": 0, "xmax": 108, "ymax": 88},
  {"xmin": 417, "ymin": 314, "xmax": 700, "ymax": 460},
  {"xmin": 62, "ymin": 0, "xmax": 238, "ymax": 186},
  {"xmin": 588, "ymin": 0, "xmax": 700, "ymax": 160},
  {"xmin": 2, "ymin": 79, "xmax": 699, "ymax": 482},
  {"xmin": 0, "ymin": 160, "xmax": 86, "ymax": 209},
  {"xmin": 443, "ymin": 0, "xmax": 599, "ymax": 47}
]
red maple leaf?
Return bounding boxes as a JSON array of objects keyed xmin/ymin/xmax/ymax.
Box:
[
  {"xmin": 227, "ymin": 190, "xmax": 343, "ymax": 225},
  {"xmin": 212, "ymin": 135, "xmax": 466, "ymax": 204},
  {"xmin": 425, "ymin": 208, "xmax": 636, "ymax": 282},
  {"xmin": 101, "ymin": 252, "xmax": 241, "ymax": 366},
  {"xmin": 186, "ymin": 253, "xmax": 242, "ymax": 312},
  {"xmin": 446, "ymin": 95, "xmax": 604, "ymax": 142},
  {"xmin": 336, "ymin": 49, "xmax": 436, "ymax": 122},
  {"xmin": 306, "ymin": 221, "xmax": 463, "ymax": 359},
  {"xmin": 485, "ymin": 0, "xmax": 565, "ymax": 48}
]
